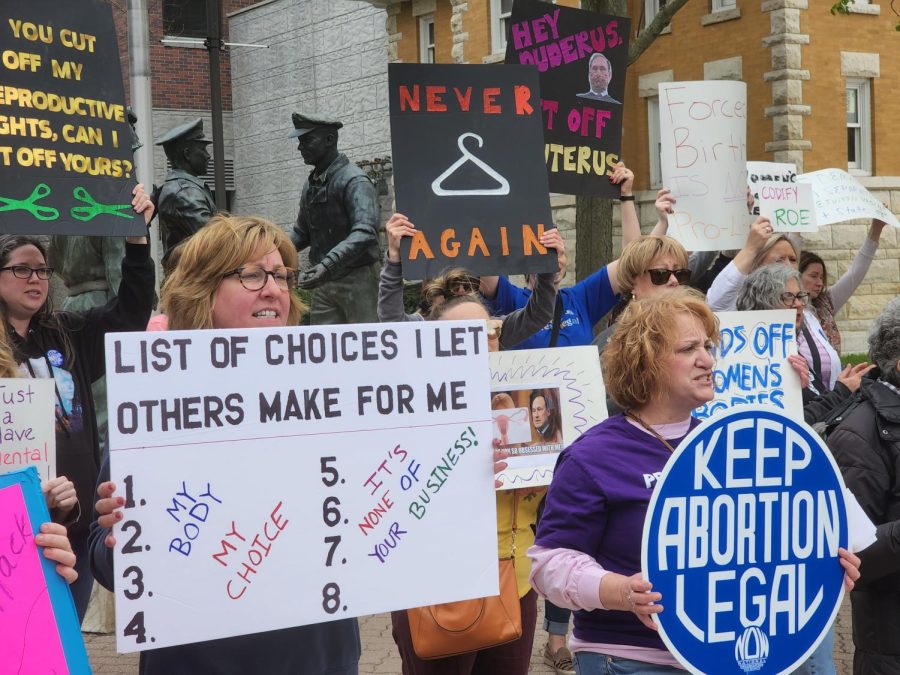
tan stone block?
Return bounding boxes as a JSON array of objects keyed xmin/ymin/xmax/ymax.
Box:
[
  {"xmin": 800, "ymin": 226, "xmax": 831, "ymax": 249},
  {"xmin": 845, "ymin": 294, "xmax": 895, "ymax": 319},
  {"xmin": 871, "ymin": 282, "xmax": 900, "ymax": 294},
  {"xmin": 830, "ymin": 223, "xmax": 869, "ymax": 249}
]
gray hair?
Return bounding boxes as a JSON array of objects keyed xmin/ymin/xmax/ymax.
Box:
[
  {"xmin": 868, "ymin": 297, "xmax": 900, "ymax": 387},
  {"xmin": 736, "ymin": 263, "xmax": 800, "ymax": 312},
  {"xmin": 750, "ymin": 234, "xmax": 799, "ymax": 271}
]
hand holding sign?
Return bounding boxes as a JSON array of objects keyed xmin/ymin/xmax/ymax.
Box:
[{"xmin": 599, "ymin": 572, "xmax": 662, "ymax": 631}]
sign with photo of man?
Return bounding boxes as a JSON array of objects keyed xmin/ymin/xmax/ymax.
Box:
[{"xmin": 505, "ymin": 0, "xmax": 630, "ymax": 198}]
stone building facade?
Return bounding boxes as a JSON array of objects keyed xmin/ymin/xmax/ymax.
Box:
[{"xmin": 386, "ymin": 0, "xmax": 899, "ymax": 354}]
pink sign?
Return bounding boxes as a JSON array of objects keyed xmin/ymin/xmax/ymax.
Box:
[{"xmin": 0, "ymin": 483, "xmax": 69, "ymax": 675}]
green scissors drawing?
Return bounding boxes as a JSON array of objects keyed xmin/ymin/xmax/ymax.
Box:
[
  {"xmin": 70, "ymin": 186, "xmax": 134, "ymax": 222},
  {"xmin": 0, "ymin": 183, "xmax": 60, "ymax": 221}
]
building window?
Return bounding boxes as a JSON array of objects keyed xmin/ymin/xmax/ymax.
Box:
[
  {"xmin": 846, "ymin": 78, "xmax": 872, "ymax": 175},
  {"xmin": 711, "ymin": 0, "xmax": 737, "ymax": 11},
  {"xmin": 163, "ymin": 0, "xmax": 208, "ymax": 39},
  {"xmin": 648, "ymin": 97, "xmax": 662, "ymax": 188},
  {"xmin": 491, "ymin": 0, "xmax": 513, "ymax": 53},
  {"xmin": 419, "ymin": 15, "xmax": 435, "ymax": 63},
  {"xmin": 645, "ymin": 0, "xmax": 668, "ymax": 24}
]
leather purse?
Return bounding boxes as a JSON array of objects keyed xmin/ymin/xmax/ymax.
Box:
[{"xmin": 407, "ymin": 494, "xmax": 523, "ymax": 659}]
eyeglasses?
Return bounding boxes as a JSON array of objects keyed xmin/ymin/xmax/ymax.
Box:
[
  {"xmin": 780, "ymin": 291, "xmax": 810, "ymax": 306},
  {"xmin": 486, "ymin": 319, "xmax": 503, "ymax": 341},
  {"xmin": 646, "ymin": 268, "xmax": 691, "ymax": 286},
  {"xmin": 0, "ymin": 265, "xmax": 54, "ymax": 280},
  {"xmin": 223, "ymin": 266, "xmax": 296, "ymax": 291}
]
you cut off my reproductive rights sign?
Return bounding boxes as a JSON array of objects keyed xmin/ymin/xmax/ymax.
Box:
[{"xmin": 642, "ymin": 408, "xmax": 847, "ymax": 675}]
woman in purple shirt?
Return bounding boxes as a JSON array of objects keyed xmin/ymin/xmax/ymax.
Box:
[{"xmin": 528, "ymin": 288, "xmax": 861, "ymax": 674}]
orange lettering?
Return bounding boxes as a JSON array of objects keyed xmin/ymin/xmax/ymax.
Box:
[
  {"xmin": 514, "ymin": 85, "xmax": 533, "ymax": 115},
  {"xmin": 522, "ymin": 223, "xmax": 547, "ymax": 255},
  {"xmin": 454, "ymin": 87, "xmax": 472, "ymax": 112},
  {"xmin": 467, "ymin": 227, "xmax": 490, "ymax": 257},
  {"xmin": 399, "ymin": 85, "xmax": 419, "ymax": 112},
  {"xmin": 500, "ymin": 226, "xmax": 509, "ymax": 256},
  {"xmin": 408, "ymin": 231, "xmax": 435, "ymax": 260},
  {"xmin": 426, "ymin": 86, "xmax": 447, "ymax": 112},
  {"xmin": 441, "ymin": 229, "xmax": 460, "ymax": 257},
  {"xmin": 483, "ymin": 88, "xmax": 501, "ymax": 114}
]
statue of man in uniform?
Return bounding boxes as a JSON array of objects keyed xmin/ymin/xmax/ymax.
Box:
[
  {"xmin": 290, "ymin": 113, "xmax": 380, "ymax": 325},
  {"xmin": 155, "ymin": 118, "xmax": 216, "ymax": 264}
]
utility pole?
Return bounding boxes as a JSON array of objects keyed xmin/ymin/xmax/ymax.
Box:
[{"xmin": 205, "ymin": 0, "xmax": 227, "ymax": 209}]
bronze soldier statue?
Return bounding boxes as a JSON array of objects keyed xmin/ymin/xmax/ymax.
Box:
[
  {"xmin": 290, "ymin": 113, "xmax": 380, "ymax": 325},
  {"xmin": 155, "ymin": 118, "xmax": 216, "ymax": 263}
]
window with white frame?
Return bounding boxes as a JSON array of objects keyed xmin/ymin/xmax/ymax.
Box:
[
  {"xmin": 644, "ymin": 0, "xmax": 668, "ymax": 24},
  {"xmin": 491, "ymin": 0, "xmax": 513, "ymax": 53},
  {"xmin": 711, "ymin": 0, "xmax": 737, "ymax": 11},
  {"xmin": 648, "ymin": 97, "xmax": 662, "ymax": 188},
  {"xmin": 419, "ymin": 15, "xmax": 435, "ymax": 63},
  {"xmin": 846, "ymin": 78, "xmax": 872, "ymax": 175}
]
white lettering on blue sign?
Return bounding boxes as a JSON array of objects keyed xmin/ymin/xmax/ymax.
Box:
[{"xmin": 642, "ymin": 407, "xmax": 847, "ymax": 674}]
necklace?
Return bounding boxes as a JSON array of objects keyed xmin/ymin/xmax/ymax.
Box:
[{"xmin": 624, "ymin": 410, "xmax": 677, "ymax": 453}]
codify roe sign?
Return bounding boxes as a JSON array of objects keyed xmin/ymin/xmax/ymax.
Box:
[
  {"xmin": 389, "ymin": 63, "xmax": 556, "ymax": 279},
  {"xmin": 505, "ymin": 0, "xmax": 630, "ymax": 198},
  {"xmin": 642, "ymin": 408, "xmax": 847, "ymax": 675},
  {"xmin": 0, "ymin": 0, "xmax": 144, "ymax": 235}
]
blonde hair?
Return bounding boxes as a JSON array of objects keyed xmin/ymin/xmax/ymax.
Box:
[
  {"xmin": 603, "ymin": 287, "xmax": 718, "ymax": 411},
  {"xmin": 616, "ymin": 235, "xmax": 689, "ymax": 297},
  {"xmin": 751, "ymin": 234, "xmax": 799, "ymax": 271},
  {"xmin": 0, "ymin": 321, "xmax": 17, "ymax": 378},
  {"xmin": 161, "ymin": 214, "xmax": 306, "ymax": 330}
]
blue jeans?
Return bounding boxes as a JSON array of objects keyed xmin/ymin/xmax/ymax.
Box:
[
  {"xmin": 544, "ymin": 599, "xmax": 572, "ymax": 636},
  {"xmin": 573, "ymin": 652, "xmax": 682, "ymax": 675},
  {"xmin": 790, "ymin": 625, "xmax": 836, "ymax": 675}
]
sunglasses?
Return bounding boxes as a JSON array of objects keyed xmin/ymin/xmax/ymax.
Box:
[{"xmin": 646, "ymin": 268, "xmax": 691, "ymax": 286}]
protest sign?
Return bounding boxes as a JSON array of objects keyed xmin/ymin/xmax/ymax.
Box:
[
  {"xmin": 389, "ymin": 63, "xmax": 556, "ymax": 279},
  {"xmin": 797, "ymin": 168, "xmax": 900, "ymax": 228},
  {"xmin": 504, "ymin": 0, "xmax": 630, "ymax": 197},
  {"xmin": 642, "ymin": 408, "xmax": 848, "ymax": 675},
  {"xmin": 0, "ymin": 378, "xmax": 55, "ymax": 480},
  {"xmin": 747, "ymin": 162, "xmax": 817, "ymax": 233},
  {"xmin": 0, "ymin": 0, "xmax": 143, "ymax": 236},
  {"xmin": 695, "ymin": 310, "xmax": 804, "ymax": 421},
  {"xmin": 106, "ymin": 323, "xmax": 497, "ymax": 652},
  {"xmin": 490, "ymin": 346, "xmax": 606, "ymax": 489},
  {"xmin": 660, "ymin": 81, "xmax": 749, "ymax": 251},
  {"xmin": 0, "ymin": 466, "xmax": 91, "ymax": 674}
]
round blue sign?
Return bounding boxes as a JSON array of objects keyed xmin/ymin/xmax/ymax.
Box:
[{"xmin": 642, "ymin": 407, "xmax": 847, "ymax": 675}]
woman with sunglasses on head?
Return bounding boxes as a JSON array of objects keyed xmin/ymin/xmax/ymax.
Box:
[
  {"xmin": 0, "ymin": 185, "xmax": 155, "ymax": 620},
  {"xmin": 90, "ymin": 214, "xmax": 361, "ymax": 675}
]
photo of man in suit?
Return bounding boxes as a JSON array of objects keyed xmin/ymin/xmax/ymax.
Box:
[{"xmin": 577, "ymin": 53, "xmax": 621, "ymax": 104}]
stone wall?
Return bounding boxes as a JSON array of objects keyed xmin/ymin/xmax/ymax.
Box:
[
  {"xmin": 228, "ymin": 0, "xmax": 392, "ymax": 229},
  {"xmin": 550, "ymin": 184, "xmax": 900, "ymax": 356}
]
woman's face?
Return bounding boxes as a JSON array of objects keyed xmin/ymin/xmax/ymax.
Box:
[
  {"xmin": 658, "ymin": 313, "xmax": 715, "ymax": 412},
  {"xmin": 780, "ymin": 277, "xmax": 806, "ymax": 329},
  {"xmin": 0, "ymin": 244, "xmax": 49, "ymax": 324},
  {"xmin": 211, "ymin": 248, "xmax": 291, "ymax": 330},
  {"xmin": 761, "ymin": 240, "xmax": 798, "ymax": 268},
  {"xmin": 631, "ymin": 253, "xmax": 684, "ymax": 300},
  {"xmin": 437, "ymin": 302, "xmax": 500, "ymax": 352},
  {"xmin": 801, "ymin": 262, "xmax": 825, "ymax": 299}
]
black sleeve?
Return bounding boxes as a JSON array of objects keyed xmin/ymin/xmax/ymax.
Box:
[
  {"xmin": 692, "ymin": 253, "xmax": 733, "ymax": 296},
  {"xmin": 88, "ymin": 453, "xmax": 115, "ymax": 591},
  {"xmin": 65, "ymin": 242, "xmax": 155, "ymax": 384},
  {"xmin": 802, "ymin": 382, "xmax": 851, "ymax": 425}
]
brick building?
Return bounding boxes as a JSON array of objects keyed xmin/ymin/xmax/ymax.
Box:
[{"xmin": 385, "ymin": 0, "xmax": 900, "ymax": 353}]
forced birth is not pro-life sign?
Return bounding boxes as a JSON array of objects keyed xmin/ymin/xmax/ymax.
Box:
[{"xmin": 642, "ymin": 408, "xmax": 847, "ymax": 675}]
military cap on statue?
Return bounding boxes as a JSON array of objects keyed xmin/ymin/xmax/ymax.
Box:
[
  {"xmin": 289, "ymin": 112, "xmax": 343, "ymax": 138},
  {"xmin": 154, "ymin": 118, "xmax": 212, "ymax": 147}
]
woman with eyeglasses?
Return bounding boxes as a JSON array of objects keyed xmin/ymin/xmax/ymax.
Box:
[
  {"xmin": 90, "ymin": 214, "xmax": 361, "ymax": 675},
  {"xmin": 0, "ymin": 185, "xmax": 155, "ymax": 620}
]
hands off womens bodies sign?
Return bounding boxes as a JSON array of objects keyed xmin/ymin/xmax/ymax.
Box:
[
  {"xmin": 389, "ymin": 63, "xmax": 556, "ymax": 279},
  {"xmin": 504, "ymin": 0, "xmax": 630, "ymax": 198},
  {"xmin": 0, "ymin": 0, "xmax": 143, "ymax": 235},
  {"xmin": 106, "ymin": 322, "xmax": 496, "ymax": 652},
  {"xmin": 642, "ymin": 408, "xmax": 847, "ymax": 675}
]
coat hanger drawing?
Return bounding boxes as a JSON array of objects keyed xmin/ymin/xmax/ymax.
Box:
[{"xmin": 431, "ymin": 132, "xmax": 511, "ymax": 197}]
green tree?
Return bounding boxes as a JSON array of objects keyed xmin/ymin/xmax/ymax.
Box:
[
  {"xmin": 831, "ymin": 0, "xmax": 900, "ymax": 30},
  {"xmin": 574, "ymin": 0, "xmax": 690, "ymax": 281}
]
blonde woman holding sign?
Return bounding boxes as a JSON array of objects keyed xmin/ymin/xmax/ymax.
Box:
[{"xmin": 90, "ymin": 214, "xmax": 361, "ymax": 675}]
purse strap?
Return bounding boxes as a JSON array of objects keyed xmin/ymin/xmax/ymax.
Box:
[{"xmin": 508, "ymin": 491, "xmax": 519, "ymax": 560}]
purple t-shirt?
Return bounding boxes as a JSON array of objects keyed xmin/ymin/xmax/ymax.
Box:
[{"xmin": 535, "ymin": 414, "xmax": 700, "ymax": 649}]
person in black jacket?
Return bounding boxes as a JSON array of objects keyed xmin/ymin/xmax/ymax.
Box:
[
  {"xmin": 0, "ymin": 186, "xmax": 155, "ymax": 620},
  {"xmin": 90, "ymin": 213, "xmax": 361, "ymax": 675},
  {"xmin": 828, "ymin": 296, "xmax": 900, "ymax": 675}
]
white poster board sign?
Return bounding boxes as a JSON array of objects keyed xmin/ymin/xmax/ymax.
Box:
[
  {"xmin": 106, "ymin": 323, "xmax": 496, "ymax": 652},
  {"xmin": 694, "ymin": 310, "xmax": 803, "ymax": 421},
  {"xmin": 660, "ymin": 81, "xmax": 749, "ymax": 251},
  {"xmin": 798, "ymin": 168, "xmax": 900, "ymax": 228},
  {"xmin": 747, "ymin": 161, "xmax": 818, "ymax": 232},
  {"xmin": 747, "ymin": 161, "xmax": 797, "ymax": 215},
  {"xmin": 490, "ymin": 346, "xmax": 606, "ymax": 489},
  {"xmin": 0, "ymin": 379, "xmax": 55, "ymax": 481}
]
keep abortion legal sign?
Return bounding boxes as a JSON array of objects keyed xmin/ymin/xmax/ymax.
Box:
[{"xmin": 642, "ymin": 408, "xmax": 847, "ymax": 675}]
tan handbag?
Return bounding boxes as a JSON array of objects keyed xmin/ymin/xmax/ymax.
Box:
[{"xmin": 407, "ymin": 494, "xmax": 523, "ymax": 659}]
